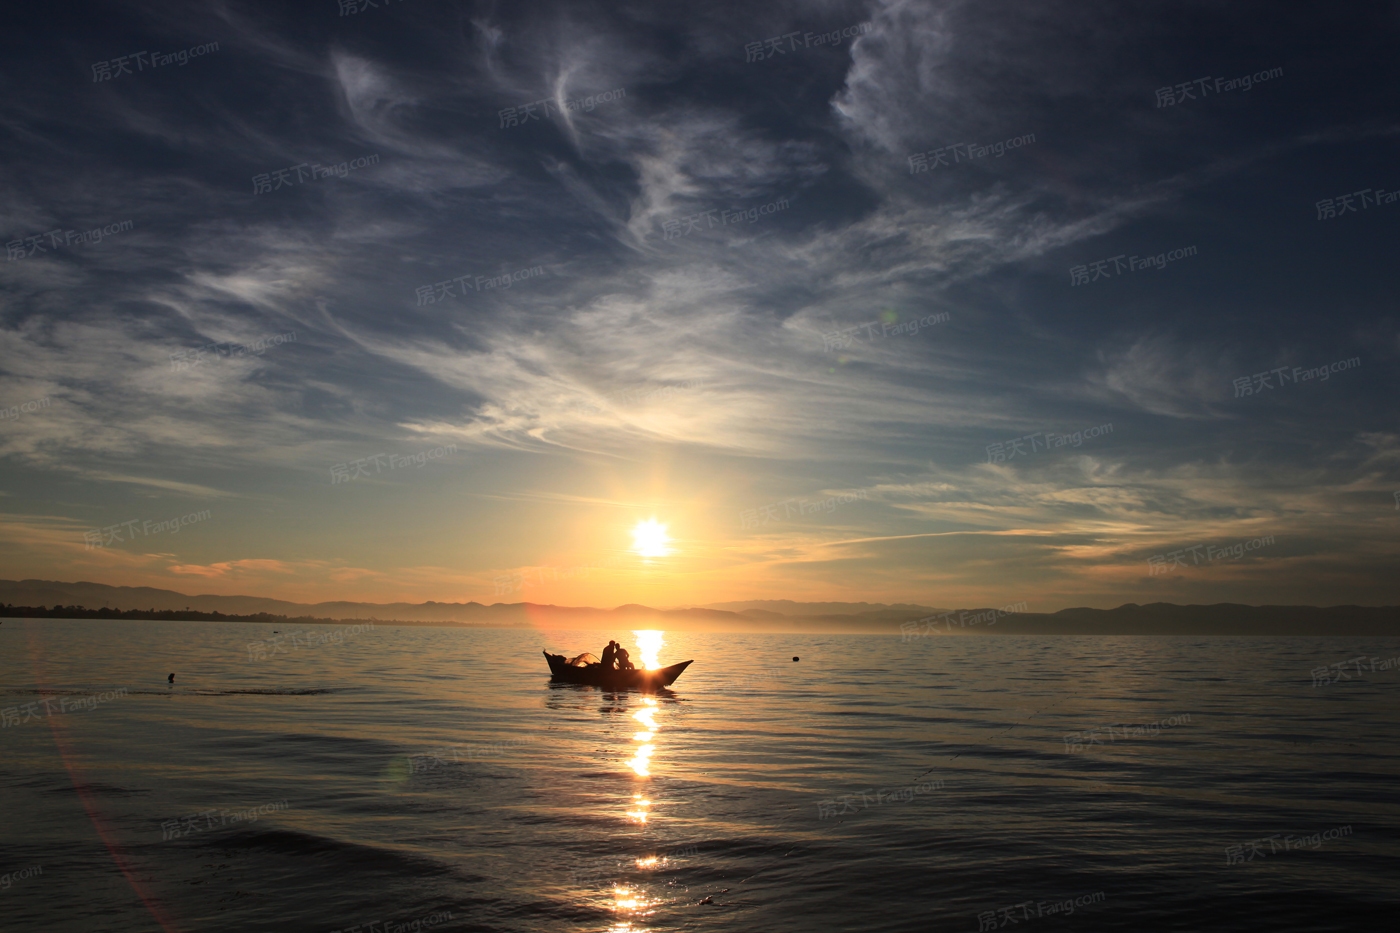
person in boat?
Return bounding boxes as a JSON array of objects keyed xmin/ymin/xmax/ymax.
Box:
[
  {"xmin": 615, "ymin": 645, "xmax": 634, "ymax": 671},
  {"xmin": 600, "ymin": 640, "xmax": 617, "ymax": 670}
]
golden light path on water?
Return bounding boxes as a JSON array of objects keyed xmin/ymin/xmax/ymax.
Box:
[
  {"xmin": 627, "ymin": 698, "xmax": 658, "ymax": 777},
  {"xmin": 610, "ymin": 631, "xmax": 670, "ymax": 930}
]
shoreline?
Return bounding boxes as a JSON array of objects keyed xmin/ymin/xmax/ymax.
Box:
[{"xmin": 4, "ymin": 608, "xmax": 1400, "ymax": 637}]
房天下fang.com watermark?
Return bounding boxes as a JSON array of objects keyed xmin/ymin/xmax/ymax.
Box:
[
  {"xmin": 162, "ymin": 801, "xmax": 289, "ymax": 839},
  {"xmin": 1071, "ymin": 247, "xmax": 1195, "ymax": 284},
  {"xmin": 1316, "ymin": 187, "xmax": 1399, "ymax": 219},
  {"xmin": 817, "ymin": 780, "xmax": 943, "ymax": 820},
  {"xmin": 987, "ymin": 424, "xmax": 1111, "ymax": 462},
  {"xmin": 331, "ymin": 911, "xmax": 453, "ymax": 933},
  {"xmin": 901, "ymin": 602, "xmax": 1027, "ymax": 640},
  {"xmin": 247, "ymin": 623, "xmax": 374, "ymax": 661},
  {"xmin": 1155, "ymin": 67, "xmax": 1282, "ymax": 107},
  {"xmin": 0, "ymin": 397, "xmax": 50, "ymax": 421},
  {"xmin": 745, "ymin": 22, "xmax": 872, "ymax": 61},
  {"xmin": 3, "ymin": 689, "xmax": 128, "ymax": 727},
  {"xmin": 337, "ymin": 0, "xmax": 412, "ymax": 16},
  {"xmin": 571, "ymin": 844, "xmax": 701, "ymax": 889},
  {"xmin": 408, "ymin": 737, "xmax": 534, "ymax": 773},
  {"xmin": 1226, "ymin": 826, "xmax": 1350, "ymax": 864},
  {"xmin": 1311, "ymin": 655, "xmax": 1400, "ymax": 687},
  {"xmin": 1, "ymin": 865, "xmax": 42, "ymax": 891},
  {"xmin": 171, "ymin": 332, "xmax": 296, "ymax": 371},
  {"xmin": 824, "ymin": 313, "xmax": 949, "ymax": 351},
  {"xmin": 978, "ymin": 892, "xmax": 1106, "ymax": 930},
  {"xmin": 908, "ymin": 133, "xmax": 1036, "ymax": 173},
  {"xmin": 1147, "ymin": 535, "xmax": 1274, "ymax": 574},
  {"xmin": 84, "ymin": 511, "xmax": 211, "ymax": 549},
  {"xmin": 415, "ymin": 265, "xmax": 545, "ymax": 305},
  {"xmin": 662, "ymin": 199, "xmax": 790, "ymax": 239},
  {"xmin": 1232, "ymin": 357, "xmax": 1359, "ymax": 397},
  {"xmin": 253, "ymin": 154, "xmax": 379, "ymax": 194},
  {"xmin": 1064, "ymin": 714, "xmax": 1190, "ymax": 752},
  {"xmin": 7, "ymin": 221, "xmax": 134, "ymax": 260},
  {"xmin": 92, "ymin": 43, "xmax": 219, "ymax": 81},
  {"xmin": 740, "ymin": 488, "xmax": 869, "ymax": 528},
  {"xmin": 330, "ymin": 445, "xmax": 458, "ymax": 484},
  {"xmin": 500, "ymin": 89, "xmax": 624, "ymax": 128}
]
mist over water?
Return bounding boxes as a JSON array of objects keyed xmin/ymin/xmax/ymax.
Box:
[{"xmin": 2, "ymin": 619, "xmax": 1398, "ymax": 931}]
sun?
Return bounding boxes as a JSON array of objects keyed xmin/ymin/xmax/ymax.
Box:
[{"xmin": 631, "ymin": 519, "xmax": 672, "ymax": 558}]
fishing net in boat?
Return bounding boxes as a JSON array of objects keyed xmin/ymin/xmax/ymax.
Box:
[{"xmin": 567, "ymin": 653, "xmax": 600, "ymax": 667}]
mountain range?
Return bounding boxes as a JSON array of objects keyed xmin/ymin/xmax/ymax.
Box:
[{"xmin": 2, "ymin": 579, "xmax": 1398, "ymax": 635}]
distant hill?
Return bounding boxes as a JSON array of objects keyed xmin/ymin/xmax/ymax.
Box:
[
  {"xmin": 0, "ymin": 578, "xmax": 496, "ymax": 621},
  {"xmin": 2, "ymin": 580, "xmax": 1397, "ymax": 635},
  {"xmin": 0, "ymin": 579, "xmax": 943, "ymax": 630},
  {"xmin": 701, "ymin": 599, "xmax": 942, "ymax": 616},
  {"xmin": 985, "ymin": 603, "xmax": 1400, "ymax": 637}
]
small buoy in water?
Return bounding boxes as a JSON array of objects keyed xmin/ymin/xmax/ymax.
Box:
[
  {"xmin": 698, "ymin": 896, "xmax": 713, "ymax": 905},
  {"xmin": 168, "ymin": 673, "xmax": 175, "ymax": 684},
  {"xmin": 792, "ymin": 656, "xmax": 799, "ymax": 662}
]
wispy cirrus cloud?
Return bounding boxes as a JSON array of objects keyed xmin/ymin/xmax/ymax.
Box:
[{"xmin": 1, "ymin": 0, "xmax": 1396, "ymax": 608}]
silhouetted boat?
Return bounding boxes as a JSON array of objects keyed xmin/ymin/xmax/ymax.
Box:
[{"xmin": 543, "ymin": 651, "xmax": 693, "ymax": 690}]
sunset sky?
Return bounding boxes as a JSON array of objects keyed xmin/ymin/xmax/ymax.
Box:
[{"xmin": 2, "ymin": 0, "xmax": 1398, "ymax": 610}]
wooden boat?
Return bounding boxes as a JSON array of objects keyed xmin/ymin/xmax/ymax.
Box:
[{"xmin": 543, "ymin": 651, "xmax": 693, "ymax": 690}]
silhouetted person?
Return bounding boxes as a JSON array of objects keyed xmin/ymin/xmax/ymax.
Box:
[
  {"xmin": 615, "ymin": 646, "xmax": 634, "ymax": 671},
  {"xmin": 167, "ymin": 673, "xmax": 175, "ymax": 684},
  {"xmin": 600, "ymin": 640, "xmax": 617, "ymax": 670}
]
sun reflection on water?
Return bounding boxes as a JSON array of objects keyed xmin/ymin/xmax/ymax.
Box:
[
  {"xmin": 631, "ymin": 630, "xmax": 663, "ymax": 669},
  {"xmin": 596, "ymin": 637, "xmax": 679, "ymax": 931},
  {"xmin": 610, "ymin": 635, "xmax": 675, "ymax": 928},
  {"xmin": 627, "ymin": 697, "xmax": 659, "ymax": 777},
  {"xmin": 627, "ymin": 742, "xmax": 655, "ymax": 777},
  {"xmin": 625, "ymin": 793, "xmax": 651, "ymax": 823},
  {"xmin": 612, "ymin": 884, "xmax": 660, "ymax": 921}
]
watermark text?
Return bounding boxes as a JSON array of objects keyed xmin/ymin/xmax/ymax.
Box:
[
  {"xmin": 909, "ymin": 133, "xmax": 1036, "ymax": 173},
  {"xmin": 415, "ymin": 266, "xmax": 544, "ymax": 305},
  {"xmin": 7, "ymin": 221, "xmax": 134, "ymax": 260},
  {"xmin": 84, "ymin": 511, "xmax": 211, "ymax": 549},
  {"xmin": 1233, "ymin": 357, "xmax": 1359, "ymax": 396},
  {"xmin": 3, "ymin": 689, "xmax": 128, "ymax": 727},
  {"xmin": 253, "ymin": 154, "xmax": 379, "ymax": 194},
  {"xmin": 92, "ymin": 43, "xmax": 220, "ymax": 81},
  {"xmin": 1148, "ymin": 535, "xmax": 1274, "ymax": 574},
  {"xmin": 1226, "ymin": 825, "xmax": 1350, "ymax": 864},
  {"xmin": 1064, "ymin": 714, "xmax": 1190, "ymax": 753},
  {"xmin": 1156, "ymin": 67, "xmax": 1283, "ymax": 107}
]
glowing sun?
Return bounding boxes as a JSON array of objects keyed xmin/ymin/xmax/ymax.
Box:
[{"xmin": 631, "ymin": 519, "xmax": 672, "ymax": 558}]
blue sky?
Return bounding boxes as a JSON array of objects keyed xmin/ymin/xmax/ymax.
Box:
[{"xmin": 2, "ymin": 0, "xmax": 1398, "ymax": 609}]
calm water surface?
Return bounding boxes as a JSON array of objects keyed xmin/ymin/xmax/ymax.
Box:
[{"xmin": 2, "ymin": 619, "xmax": 1398, "ymax": 931}]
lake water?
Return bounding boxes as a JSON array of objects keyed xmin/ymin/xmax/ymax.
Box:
[{"xmin": 2, "ymin": 619, "xmax": 1398, "ymax": 931}]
